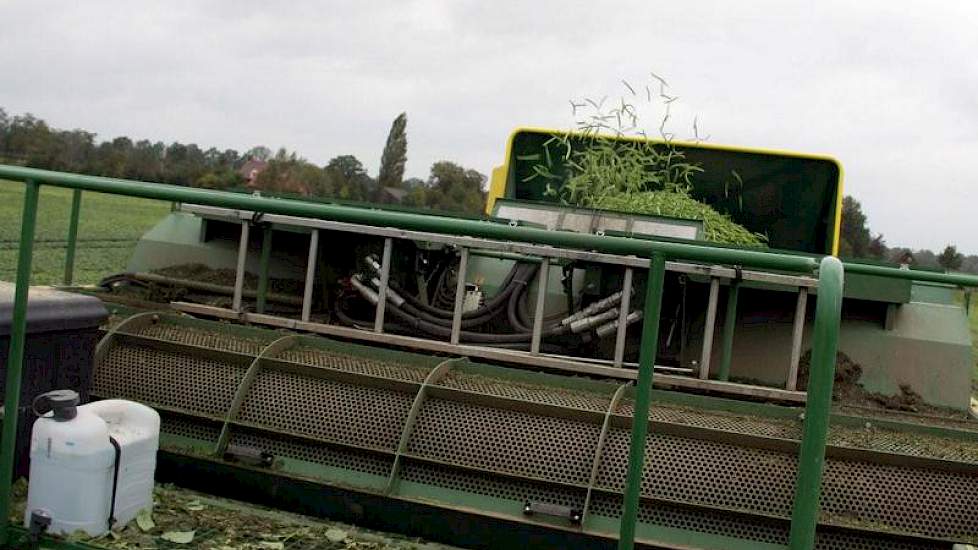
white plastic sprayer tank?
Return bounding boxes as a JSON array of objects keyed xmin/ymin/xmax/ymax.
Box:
[{"xmin": 24, "ymin": 390, "xmax": 160, "ymax": 537}]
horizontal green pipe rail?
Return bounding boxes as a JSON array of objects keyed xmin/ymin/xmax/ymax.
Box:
[
  {"xmin": 844, "ymin": 261, "xmax": 978, "ymax": 288},
  {"xmin": 0, "ymin": 165, "xmax": 818, "ymax": 273}
]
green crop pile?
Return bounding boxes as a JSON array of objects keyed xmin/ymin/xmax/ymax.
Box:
[
  {"xmin": 528, "ymin": 75, "xmax": 766, "ymax": 247},
  {"xmin": 593, "ymin": 191, "xmax": 767, "ymax": 247},
  {"xmin": 0, "ymin": 181, "xmax": 170, "ymax": 285}
]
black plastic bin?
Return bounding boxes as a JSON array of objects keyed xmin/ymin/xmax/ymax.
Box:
[{"xmin": 0, "ymin": 283, "xmax": 107, "ymax": 477}]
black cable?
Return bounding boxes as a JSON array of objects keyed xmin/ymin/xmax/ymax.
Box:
[
  {"xmin": 107, "ymin": 436, "xmax": 122, "ymax": 530},
  {"xmin": 390, "ymin": 262, "xmax": 530, "ymax": 320}
]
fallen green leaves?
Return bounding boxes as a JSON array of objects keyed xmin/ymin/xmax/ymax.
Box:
[{"xmin": 11, "ymin": 482, "xmax": 458, "ymax": 549}]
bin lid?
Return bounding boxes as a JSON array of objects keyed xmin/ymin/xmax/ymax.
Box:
[{"xmin": 0, "ymin": 283, "xmax": 108, "ymax": 336}]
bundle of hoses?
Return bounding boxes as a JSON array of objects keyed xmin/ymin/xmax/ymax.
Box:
[{"xmin": 337, "ymin": 256, "xmax": 643, "ymax": 346}]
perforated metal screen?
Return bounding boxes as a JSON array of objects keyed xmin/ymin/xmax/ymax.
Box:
[{"xmin": 93, "ymin": 314, "xmax": 978, "ymax": 549}]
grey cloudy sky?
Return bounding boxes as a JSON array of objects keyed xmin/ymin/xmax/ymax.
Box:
[{"xmin": 2, "ymin": 1, "xmax": 976, "ymax": 253}]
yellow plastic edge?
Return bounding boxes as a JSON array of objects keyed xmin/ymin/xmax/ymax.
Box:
[{"xmin": 485, "ymin": 126, "xmax": 845, "ymax": 256}]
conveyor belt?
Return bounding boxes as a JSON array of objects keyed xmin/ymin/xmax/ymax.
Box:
[{"xmin": 92, "ymin": 312, "xmax": 978, "ymax": 549}]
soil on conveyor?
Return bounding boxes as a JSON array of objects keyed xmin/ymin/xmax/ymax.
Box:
[
  {"xmin": 99, "ymin": 263, "xmax": 306, "ymax": 312},
  {"xmin": 797, "ymin": 350, "xmax": 973, "ymax": 422},
  {"xmin": 152, "ymin": 263, "xmax": 305, "ymax": 296}
]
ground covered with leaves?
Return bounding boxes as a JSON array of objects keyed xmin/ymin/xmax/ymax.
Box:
[{"xmin": 12, "ymin": 481, "xmax": 460, "ymax": 550}]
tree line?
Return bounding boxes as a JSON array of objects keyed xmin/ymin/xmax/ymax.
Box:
[
  {"xmin": 1, "ymin": 105, "xmax": 972, "ymax": 269},
  {"xmin": 840, "ymin": 196, "xmax": 977, "ymax": 274},
  {"xmin": 0, "ymin": 108, "xmax": 487, "ymax": 215}
]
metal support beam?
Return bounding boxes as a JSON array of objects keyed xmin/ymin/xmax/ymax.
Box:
[
  {"xmin": 531, "ymin": 258, "xmax": 550, "ymax": 354},
  {"xmin": 450, "ymin": 248, "xmax": 469, "ymax": 345},
  {"xmin": 255, "ymin": 226, "xmax": 273, "ymax": 314},
  {"xmin": 789, "ymin": 257, "xmax": 844, "ymax": 550},
  {"xmin": 613, "ymin": 268, "xmax": 634, "ymax": 368},
  {"xmin": 618, "ymin": 253, "xmax": 666, "ymax": 550},
  {"xmin": 0, "ymin": 181, "xmax": 40, "ymax": 545},
  {"xmin": 63, "ymin": 188, "xmax": 82, "ymax": 286},
  {"xmin": 301, "ymin": 229, "xmax": 320, "ymax": 322},
  {"xmin": 717, "ymin": 281, "xmax": 740, "ymax": 382},
  {"xmin": 699, "ymin": 277, "xmax": 720, "ymax": 379},
  {"xmin": 374, "ymin": 237, "xmax": 394, "ymax": 333},
  {"xmin": 232, "ymin": 221, "xmax": 250, "ymax": 312},
  {"xmin": 786, "ymin": 288, "xmax": 808, "ymax": 391}
]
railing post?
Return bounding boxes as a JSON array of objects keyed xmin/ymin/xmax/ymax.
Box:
[
  {"xmin": 63, "ymin": 189, "xmax": 82, "ymax": 286},
  {"xmin": 788, "ymin": 256, "xmax": 844, "ymax": 550},
  {"xmin": 786, "ymin": 288, "xmax": 809, "ymax": 391},
  {"xmin": 617, "ymin": 253, "xmax": 666, "ymax": 550},
  {"xmin": 374, "ymin": 237, "xmax": 394, "ymax": 333},
  {"xmin": 530, "ymin": 258, "xmax": 550, "ymax": 354},
  {"xmin": 450, "ymin": 248, "xmax": 469, "ymax": 345},
  {"xmin": 698, "ymin": 276, "xmax": 720, "ymax": 379},
  {"xmin": 255, "ymin": 226, "xmax": 273, "ymax": 314},
  {"xmin": 301, "ymin": 229, "xmax": 320, "ymax": 322},
  {"xmin": 717, "ymin": 280, "xmax": 740, "ymax": 381},
  {"xmin": 0, "ymin": 181, "xmax": 41, "ymax": 545},
  {"xmin": 232, "ymin": 221, "xmax": 250, "ymax": 312}
]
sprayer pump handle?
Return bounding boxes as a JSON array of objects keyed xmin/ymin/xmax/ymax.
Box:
[{"xmin": 32, "ymin": 389, "xmax": 80, "ymax": 421}]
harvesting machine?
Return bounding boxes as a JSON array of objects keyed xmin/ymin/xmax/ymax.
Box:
[{"xmin": 2, "ymin": 129, "xmax": 977, "ymax": 549}]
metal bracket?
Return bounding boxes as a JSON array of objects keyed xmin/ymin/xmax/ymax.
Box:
[{"xmin": 523, "ymin": 500, "xmax": 582, "ymax": 525}]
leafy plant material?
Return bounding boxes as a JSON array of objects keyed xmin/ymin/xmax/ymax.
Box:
[
  {"xmin": 527, "ymin": 75, "xmax": 765, "ymax": 247},
  {"xmin": 161, "ymin": 530, "xmax": 195, "ymax": 544},
  {"xmin": 136, "ymin": 508, "xmax": 156, "ymax": 532},
  {"xmin": 593, "ymin": 191, "xmax": 766, "ymax": 247}
]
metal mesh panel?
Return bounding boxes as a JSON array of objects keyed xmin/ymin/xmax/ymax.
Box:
[
  {"xmin": 627, "ymin": 401, "xmax": 803, "ymax": 440},
  {"xmin": 277, "ymin": 345, "xmax": 431, "ymax": 382},
  {"xmin": 94, "ymin": 343, "xmax": 243, "ymax": 417},
  {"xmin": 94, "ymin": 316, "xmax": 978, "ymax": 546},
  {"xmin": 595, "ymin": 428, "xmax": 798, "ymax": 518},
  {"xmin": 236, "ymin": 369, "xmax": 413, "ymax": 451},
  {"xmin": 821, "ymin": 458, "xmax": 978, "ymax": 540},
  {"xmin": 134, "ymin": 322, "xmax": 272, "ymax": 355},
  {"xmin": 408, "ymin": 398, "xmax": 600, "ymax": 486},
  {"xmin": 437, "ymin": 370, "xmax": 613, "ymax": 412},
  {"xmin": 826, "ymin": 427, "xmax": 978, "ymax": 463}
]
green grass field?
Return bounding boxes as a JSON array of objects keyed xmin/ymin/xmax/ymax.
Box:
[{"xmin": 0, "ymin": 180, "xmax": 171, "ymax": 285}]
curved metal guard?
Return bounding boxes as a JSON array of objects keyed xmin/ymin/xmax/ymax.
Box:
[
  {"xmin": 93, "ymin": 311, "xmax": 167, "ymax": 369},
  {"xmin": 213, "ymin": 334, "xmax": 302, "ymax": 457},
  {"xmin": 385, "ymin": 357, "xmax": 464, "ymax": 495},
  {"xmin": 581, "ymin": 382, "xmax": 631, "ymax": 526}
]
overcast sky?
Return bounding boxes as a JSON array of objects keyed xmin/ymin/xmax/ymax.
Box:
[{"xmin": 2, "ymin": 1, "xmax": 976, "ymax": 253}]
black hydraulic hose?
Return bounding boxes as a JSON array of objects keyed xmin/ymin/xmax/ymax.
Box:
[
  {"xmin": 335, "ymin": 295, "xmax": 563, "ymax": 352},
  {"xmin": 507, "ymin": 283, "xmax": 530, "ymax": 333},
  {"xmin": 398, "ymin": 297, "xmax": 504, "ymax": 329},
  {"xmin": 333, "ymin": 296, "xmax": 416, "ymax": 335},
  {"xmin": 391, "ymin": 262, "xmax": 531, "ymax": 320},
  {"xmin": 384, "ymin": 298, "xmax": 570, "ymax": 343}
]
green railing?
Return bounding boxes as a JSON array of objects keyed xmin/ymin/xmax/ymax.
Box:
[{"xmin": 0, "ymin": 164, "xmax": 974, "ymax": 550}]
